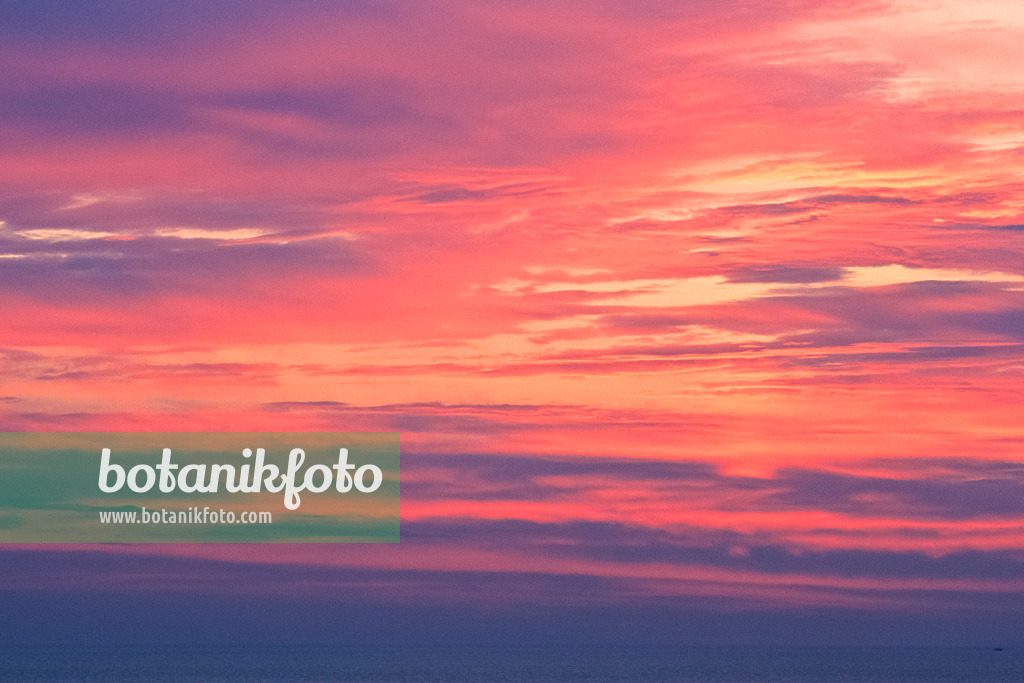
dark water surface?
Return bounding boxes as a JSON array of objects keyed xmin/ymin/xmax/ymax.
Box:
[{"xmin": 1, "ymin": 644, "xmax": 1022, "ymax": 682}]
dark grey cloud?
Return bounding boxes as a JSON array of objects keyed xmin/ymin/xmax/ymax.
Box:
[
  {"xmin": 214, "ymin": 83, "xmax": 440, "ymax": 130},
  {"xmin": 693, "ymin": 280, "xmax": 1024, "ymax": 345},
  {"xmin": 401, "ymin": 449, "xmax": 1024, "ymax": 522},
  {"xmin": 725, "ymin": 265, "xmax": 847, "ymax": 284},
  {"xmin": 0, "ymin": 234, "xmax": 368, "ymax": 300},
  {"xmin": 599, "ymin": 314, "xmax": 688, "ymax": 331},
  {"xmin": 807, "ymin": 193, "xmax": 917, "ymax": 206},
  {"xmin": 0, "ymin": 1, "xmax": 393, "ymax": 48},
  {"xmin": 0, "ymin": 189, "xmax": 331, "ymax": 234},
  {"xmin": 402, "ymin": 452, "xmax": 721, "ymax": 502},
  {"xmin": 0, "ymin": 84, "xmax": 191, "ymax": 137},
  {"xmin": 402, "ymin": 183, "xmax": 550, "ymax": 204},
  {"xmin": 0, "ymin": 79, "xmax": 456, "ymax": 156},
  {"xmin": 866, "ymin": 456, "xmax": 1024, "ymax": 476},
  {"xmin": 266, "ymin": 401, "xmax": 727, "ymax": 441},
  {"xmin": 770, "ymin": 467, "xmax": 1024, "ymax": 520},
  {"xmin": 5, "ymin": 552, "xmax": 1023, "ymax": 648},
  {"xmin": 775, "ymin": 343, "xmax": 1023, "ymax": 368},
  {"xmin": 720, "ymin": 201, "xmax": 808, "ymax": 216},
  {"xmin": 718, "ymin": 194, "xmax": 917, "ymax": 218},
  {"xmin": 934, "ymin": 192, "xmax": 1001, "ymax": 205},
  {"xmin": 930, "ymin": 222, "xmax": 1024, "ymax": 232},
  {"xmin": 404, "ymin": 518, "xmax": 1024, "ymax": 581},
  {"xmin": 541, "ymin": 342, "xmax": 753, "ymax": 360}
]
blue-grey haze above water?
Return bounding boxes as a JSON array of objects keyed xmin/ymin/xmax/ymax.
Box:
[{"xmin": 1, "ymin": 645, "xmax": 1022, "ymax": 682}]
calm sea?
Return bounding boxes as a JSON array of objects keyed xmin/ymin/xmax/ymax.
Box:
[{"xmin": 1, "ymin": 645, "xmax": 1021, "ymax": 682}]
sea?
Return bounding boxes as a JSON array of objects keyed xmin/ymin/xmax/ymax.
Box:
[{"xmin": 0, "ymin": 645, "xmax": 1021, "ymax": 682}]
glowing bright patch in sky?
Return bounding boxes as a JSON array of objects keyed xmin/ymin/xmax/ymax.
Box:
[
  {"xmin": 13, "ymin": 229, "xmax": 121, "ymax": 242},
  {"xmin": 153, "ymin": 227, "xmax": 272, "ymax": 240}
]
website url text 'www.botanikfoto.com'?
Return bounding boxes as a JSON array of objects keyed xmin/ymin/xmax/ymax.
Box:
[{"xmin": 99, "ymin": 507, "xmax": 272, "ymax": 525}]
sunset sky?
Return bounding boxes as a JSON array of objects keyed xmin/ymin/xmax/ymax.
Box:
[{"xmin": 2, "ymin": 0, "xmax": 1023, "ymax": 645}]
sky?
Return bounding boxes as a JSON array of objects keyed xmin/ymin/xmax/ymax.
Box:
[{"xmin": 1, "ymin": 0, "xmax": 1023, "ymax": 646}]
